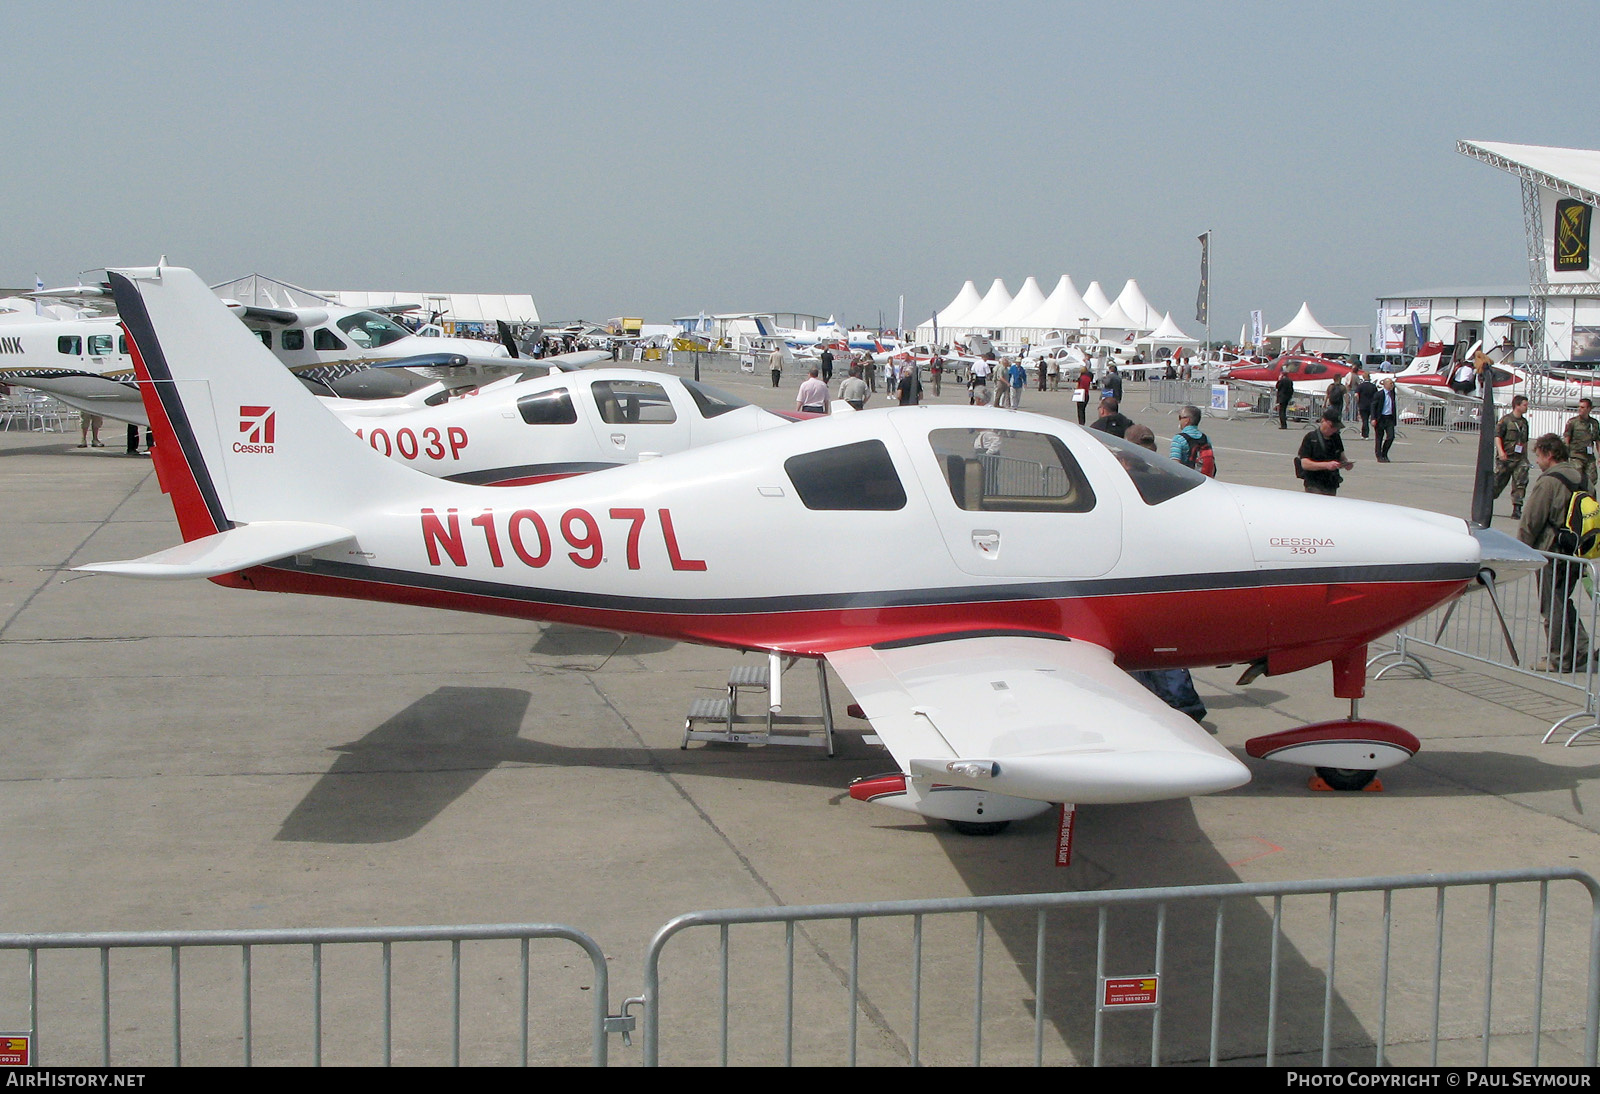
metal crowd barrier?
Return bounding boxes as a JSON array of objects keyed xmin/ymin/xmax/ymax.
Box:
[
  {"xmin": 636, "ymin": 869, "xmax": 1600, "ymax": 1066},
  {"xmin": 5, "ymin": 871, "xmax": 1596, "ymax": 1067},
  {"xmin": 0, "ymin": 923, "xmax": 615, "ymax": 1067},
  {"xmin": 1146, "ymin": 379, "xmax": 1211, "ymax": 412},
  {"xmin": 1371, "ymin": 550, "xmax": 1600, "ymax": 743}
]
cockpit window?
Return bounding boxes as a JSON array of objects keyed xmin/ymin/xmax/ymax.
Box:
[
  {"xmin": 1083, "ymin": 429, "xmax": 1206, "ymax": 505},
  {"xmin": 681, "ymin": 379, "xmax": 751, "ymax": 418},
  {"xmin": 927, "ymin": 428, "xmax": 1095, "ymax": 513},
  {"xmin": 785, "ymin": 440, "xmax": 906, "ymax": 510},
  {"xmin": 591, "ymin": 380, "xmax": 676, "ymax": 424},
  {"xmin": 517, "ymin": 388, "xmax": 578, "ymax": 425},
  {"xmin": 336, "ymin": 311, "xmax": 411, "ymax": 349}
]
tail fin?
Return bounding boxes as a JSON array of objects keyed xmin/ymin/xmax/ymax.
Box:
[
  {"xmin": 112, "ymin": 264, "xmax": 428, "ymax": 543},
  {"xmin": 752, "ymin": 316, "xmax": 774, "ymax": 338}
]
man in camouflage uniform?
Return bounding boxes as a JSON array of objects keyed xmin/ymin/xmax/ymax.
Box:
[
  {"xmin": 1494, "ymin": 394, "xmax": 1531, "ymax": 519},
  {"xmin": 1565, "ymin": 398, "xmax": 1600, "ymax": 491}
]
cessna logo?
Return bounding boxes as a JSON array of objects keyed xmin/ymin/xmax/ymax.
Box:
[{"xmin": 235, "ymin": 405, "xmax": 275, "ymax": 453}]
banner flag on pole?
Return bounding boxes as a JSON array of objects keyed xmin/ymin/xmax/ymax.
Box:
[{"xmin": 1195, "ymin": 232, "xmax": 1210, "ymax": 325}]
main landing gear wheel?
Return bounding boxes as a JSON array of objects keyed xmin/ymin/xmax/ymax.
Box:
[
  {"xmin": 1314, "ymin": 767, "xmax": 1377, "ymax": 792},
  {"xmin": 946, "ymin": 819, "xmax": 1011, "ymax": 836}
]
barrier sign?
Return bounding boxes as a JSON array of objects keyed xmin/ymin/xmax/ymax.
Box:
[
  {"xmin": 0, "ymin": 1034, "xmax": 30, "ymax": 1066},
  {"xmin": 1101, "ymin": 976, "xmax": 1159, "ymax": 1008}
]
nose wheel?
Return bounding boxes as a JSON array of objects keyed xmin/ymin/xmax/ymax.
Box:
[{"xmin": 1312, "ymin": 767, "xmax": 1378, "ymax": 792}]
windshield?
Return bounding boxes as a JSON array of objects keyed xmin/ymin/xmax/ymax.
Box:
[
  {"xmin": 681, "ymin": 379, "xmax": 751, "ymax": 418},
  {"xmin": 1083, "ymin": 429, "xmax": 1206, "ymax": 505},
  {"xmin": 336, "ymin": 311, "xmax": 412, "ymax": 349}
]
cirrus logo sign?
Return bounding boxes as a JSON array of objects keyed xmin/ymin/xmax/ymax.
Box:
[{"xmin": 236, "ymin": 405, "xmax": 275, "ymax": 453}]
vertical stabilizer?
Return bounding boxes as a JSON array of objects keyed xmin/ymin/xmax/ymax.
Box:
[{"xmin": 112, "ymin": 265, "xmax": 429, "ymax": 541}]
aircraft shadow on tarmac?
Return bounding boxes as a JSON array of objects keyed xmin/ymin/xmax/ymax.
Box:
[{"xmin": 276, "ymin": 685, "xmax": 888, "ymax": 844}]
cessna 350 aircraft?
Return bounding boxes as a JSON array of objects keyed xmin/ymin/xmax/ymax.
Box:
[{"xmin": 81, "ymin": 265, "xmax": 1545, "ymax": 833}]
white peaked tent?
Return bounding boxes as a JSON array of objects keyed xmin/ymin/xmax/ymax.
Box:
[
  {"xmin": 1022, "ymin": 275, "xmax": 1099, "ymax": 335},
  {"xmin": 1082, "ymin": 281, "xmax": 1113, "ymax": 317},
  {"xmin": 935, "ymin": 280, "xmax": 981, "ymax": 327},
  {"xmin": 1088, "ymin": 298, "xmax": 1139, "ymax": 337},
  {"xmin": 1267, "ymin": 302, "xmax": 1349, "ymax": 351},
  {"xmin": 917, "ymin": 280, "xmax": 981, "ymax": 343},
  {"xmin": 1142, "ymin": 312, "xmax": 1199, "ymax": 346},
  {"xmin": 995, "ymin": 277, "xmax": 1048, "ymax": 339},
  {"xmin": 956, "ymin": 278, "xmax": 1014, "ymax": 331},
  {"xmin": 1111, "ymin": 280, "xmax": 1160, "ymax": 331}
]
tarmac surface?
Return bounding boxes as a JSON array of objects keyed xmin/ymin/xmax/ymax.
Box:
[{"xmin": 3, "ymin": 364, "xmax": 1599, "ymax": 1066}]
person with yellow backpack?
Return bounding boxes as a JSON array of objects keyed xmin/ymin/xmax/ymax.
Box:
[{"xmin": 1520, "ymin": 434, "xmax": 1594, "ymax": 672}]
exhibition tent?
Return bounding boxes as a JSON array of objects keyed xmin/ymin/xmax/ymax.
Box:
[
  {"xmin": 1082, "ymin": 281, "xmax": 1114, "ymax": 317},
  {"xmin": 1142, "ymin": 311, "xmax": 1199, "ymax": 345},
  {"xmin": 955, "ymin": 278, "xmax": 1014, "ymax": 330},
  {"xmin": 1111, "ymin": 279, "xmax": 1160, "ymax": 331},
  {"xmin": 1267, "ymin": 302, "xmax": 1349, "ymax": 350},
  {"xmin": 1087, "ymin": 298, "xmax": 1140, "ymax": 336},
  {"xmin": 1021, "ymin": 274, "xmax": 1099, "ymax": 334},
  {"xmin": 995, "ymin": 276, "xmax": 1049, "ymax": 339}
]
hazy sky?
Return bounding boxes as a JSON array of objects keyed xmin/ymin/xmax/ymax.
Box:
[{"xmin": 4, "ymin": 1, "xmax": 1596, "ymax": 339}]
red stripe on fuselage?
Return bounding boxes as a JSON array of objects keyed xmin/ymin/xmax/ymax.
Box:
[
  {"xmin": 122, "ymin": 322, "xmax": 222, "ymax": 542},
  {"xmin": 230, "ymin": 564, "xmax": 1468, "ymax": 668}
]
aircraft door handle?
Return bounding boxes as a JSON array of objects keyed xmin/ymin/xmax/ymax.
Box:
[{"xmin": 971, "ymin": 530, "xmax": 1000, "ymax": 557}]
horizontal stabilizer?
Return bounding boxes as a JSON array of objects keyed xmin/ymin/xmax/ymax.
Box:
[{"xmin": 75, "ymin": 521, "xmax": 354, "ymax": 579}]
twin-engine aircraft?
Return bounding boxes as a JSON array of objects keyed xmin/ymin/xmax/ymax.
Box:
[{"xmin": 81, "ymin": 265, "xmax": 1545, "ymax": 832}]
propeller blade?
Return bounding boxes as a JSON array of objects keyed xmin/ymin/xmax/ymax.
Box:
[
  {"xmin": 496, "ymin": 320, "xmax": 520, "ymax": 359},
  {"xmin": 1478, "ymin": 568, "xmax": 1521, "ymax": 666},
  {"xmin": 1470, "ymin": 360, "xmax": 1497, "ymax": 527}
]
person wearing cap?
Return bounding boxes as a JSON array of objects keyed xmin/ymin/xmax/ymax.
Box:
[{"xmin": 1297, "ymin": 408, "xmax": 1354, "ymax": 495}]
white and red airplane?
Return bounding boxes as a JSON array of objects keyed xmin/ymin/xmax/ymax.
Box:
[
  {"xmin": 80, "ymin": 265, "xmax": 1545, "ymax": 832},
  {"xmin": 325, "ymin": 368, "xmax": 791, "ymax": 486}
]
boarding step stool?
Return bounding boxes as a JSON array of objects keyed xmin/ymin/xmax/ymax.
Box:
[{"xmin": 682, "ymin": 656, "xmax": 836, "ymax": 755}]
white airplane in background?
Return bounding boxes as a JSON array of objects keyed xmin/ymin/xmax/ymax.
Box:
[
  {"xmin": 324, "ymin": 368, "xmax": 791, "ymax": 485},
  {"xmin": 82, "ymin": 265, "xmax": 1546, "ymax": 835},
  {"xmin": 0, "ymin": 306, "xmax": 603, "ymax": 425}
]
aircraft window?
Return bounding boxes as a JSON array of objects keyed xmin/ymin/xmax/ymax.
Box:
[
  {"xmin": 517, "ymin": 388, "xmax": 578, "ymax": 425},
  {"xmin": 337, "ymin": 311, "xmax": 410, "ymax": 349},
  {"xmin": 282, "ymin": 329, "xmax": 305, "ymax": 351},
  {"xmin": 118, "ymin": 334, "xmax": 127, "ymax": 355},
  {"xmin": 87, "ymin": 334, "xmax": 114, "ymax": 356},
  {"xmin": 1304, "ymin": 363, "xmax": 1327, "ymax": 376},
  {"xmin": 785, "ymin": 440, "xmax": 907, "ymax": 511},
  {"xmin": 681, "ymin": 379, "xmax": 751, "ymax": 418},
  {"xmin": 313, "ymin": 328, "xmax": 345, "ymax": 351},
  {"xmin": 928, "ymin": 428, "xmax": 1095, "ymax": 513},
  {"xmin": 254, "ymin": 330, "xmax": 272, "ymax": 349},
  {"xmin": 1082, "ymin": 430, "xmax": 1205, "ymax": 505},
  {"xmin": 57, "ymin": 336, "xmax": 81, "ymax": 355},
  {"xmin": 591, "ymin": 380, "xmax": 677, "ymax": 424}
]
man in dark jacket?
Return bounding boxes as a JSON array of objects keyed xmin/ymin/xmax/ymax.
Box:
[
  {"xmin": 1355, "ymin": 369, "xmax": 1379, "ymax": 438},
  {"xmin": 1297, "ymin": 409, "xmax": 1353, "ymax": 495},
  {"xmin": 1372, "ymin": 376, "xmax": 1399, "ymax": 462},
  {"xmin": 1088, "ymin": 396, "xmax": 1134, "ymax": 438},
  {"xmin": 1275, "ymin": 366, "xmax": 1294, "ymax": 429}
]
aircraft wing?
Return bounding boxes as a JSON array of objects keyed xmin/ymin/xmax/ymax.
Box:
[
  {"xmin": 75, "ymin": 521, "xmax": 355, "ymax": 579},
  {"xmin": 0, "ymin": 367, "xmax": 149, "ymax": 426},
  {"xmin": 825, "ymin": 634, "xmax": 1249, "ymax": 805}
]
